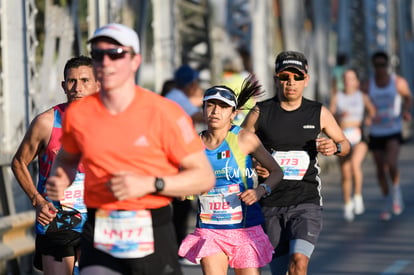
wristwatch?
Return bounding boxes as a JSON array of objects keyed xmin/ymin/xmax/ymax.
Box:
[
  {"xmin": 334, "ymin": 143, "xmax": 342, "ymax": 155},
  {"xmin": 154, "ymin": 177, "xmax": 165, "ymax": 193},
  {"xmin": 259, "ymin": 183, "xmax": 272, "ymax": 197}
]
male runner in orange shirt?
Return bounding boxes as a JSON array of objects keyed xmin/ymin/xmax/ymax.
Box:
[{"xmin": 46, "ymin": 23, "xmax": 215, "ymax": 275}]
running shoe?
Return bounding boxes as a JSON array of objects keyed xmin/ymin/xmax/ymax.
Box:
[
  {"xmin": 353, "ymin": 194, "xmax": 365, "ymax": 215},
  {"xmin": 344, "ymin": 201, "xmax": 354, "ymax": 222},
  {"xmin": 380, "ymin": 195, "xmax": 392, "ymax": 221},
  {"xmin": 392, "ymin": 185, "xmax": 404, "ymax": 215}
]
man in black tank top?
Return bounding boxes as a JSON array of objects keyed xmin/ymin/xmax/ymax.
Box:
[{"xmin": 242, "ymin": 51, "xmax": 350, "ymax": 275}]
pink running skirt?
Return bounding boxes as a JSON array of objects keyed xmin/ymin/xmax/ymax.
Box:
[{"xmin": 178, "ymin": 225, "xmax": 274, "ymax": 268}]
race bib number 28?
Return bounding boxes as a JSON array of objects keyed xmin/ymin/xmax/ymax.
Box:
[{"xmin": 60, "ymin": 173, "xmax": 86, "ymax": 213}]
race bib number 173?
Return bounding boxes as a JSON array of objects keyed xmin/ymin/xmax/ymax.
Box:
[{"xmin": 272, "ymin": 151, "xmax": 310, "ymax": 180}]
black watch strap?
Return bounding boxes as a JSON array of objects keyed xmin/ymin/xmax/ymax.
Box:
[
  {"xmin": 334, "ymin": 143, "xmax": 342, "ymax": 155},
  {"xmin": 259, "ymin": 183, "xmax": 272, "ymax": 197}
]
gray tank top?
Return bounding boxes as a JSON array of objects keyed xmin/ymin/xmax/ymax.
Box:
[
  {"xmin": 336, "ymin": 90, "xmax": 364, "ymax": 124},
  {"xmin": 368, "ymin": 74, "xmax": 402, "ymax": 136}
]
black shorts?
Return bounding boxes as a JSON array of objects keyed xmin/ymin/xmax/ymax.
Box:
[
  {"xmin": 79, "ymin": 205, "xmax": 182, "ymax": 275},
  {"xmin": 34, "ymin": 230, "xmax": 81, "ymax": 270},
  {"xmin": 369, "ymin": 132, "xmax": 402, "ymax": 150},
  {"xmin": 262, "ymin": 203, "xmax": 323, "ymax": 257}
]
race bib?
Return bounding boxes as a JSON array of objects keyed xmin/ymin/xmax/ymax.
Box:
[
  {"xmin": 60, "ymin": 173, "xmax": 86, "ymax": 213},
  {"xmin": 272, "ymin": 151, "xmax": 310, "ymax": 180},
  {"xmin": 199, "ymin": 184, "xmax": 243, "ymax": 225},
  {"xmin": 343, "ymin": 127, "xmax": 362, "ymax": 146},
  {"xmin": 94, "ymin": 209, "xmax": 154, "ymax": 258}
]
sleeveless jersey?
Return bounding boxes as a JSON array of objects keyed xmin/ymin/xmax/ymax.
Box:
[
  {"xmin": 36, "ymin": 103, "xmax": 87, "ymax": 234},
  {"xmin": 368, "ymin": 74, "xmax": 402, "ymax": 136},
  {"xmin": 336, "ymin": 90, "xmax": 364, "ymax": 124},
  {"xmin": 256, "ymin": 97, "xmax": 322, "ymax": 207},
  {"xmin": 197, "ymin": 125, "xmax": 264, "ymax": 229}
]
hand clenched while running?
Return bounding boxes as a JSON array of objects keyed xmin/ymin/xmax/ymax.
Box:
[
  {"xmin": 45, "ymin": 167, "xmax": 70, "ymax": 201},
  {"xmin": 107, "ymin": 171, "xmax": 155, "ymax": 201}
]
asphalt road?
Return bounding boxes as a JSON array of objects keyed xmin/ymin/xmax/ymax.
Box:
[{"xmin": 182, "ymin": 139, "xmax": 414, "ymax": 275}]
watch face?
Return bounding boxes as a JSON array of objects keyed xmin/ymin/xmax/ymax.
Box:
[{"xmin": 155, "ymin": 177, "xmax": 165, "ymax": 192}]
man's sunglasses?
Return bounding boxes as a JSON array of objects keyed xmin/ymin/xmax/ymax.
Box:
[
  {"xmin": 204, "ymin": 87, "xmax": 237, "ymax": 103},
  {"xmin": 373, "ymin": 62, "xmax": 387, "ymax": 68},
  {"xmin": 275, "ymin": 73, "xmax": 306, "ymax": 81},
  {"xmin": 90, "ymin": 48, "xmax": 131, "ymax": 62}
]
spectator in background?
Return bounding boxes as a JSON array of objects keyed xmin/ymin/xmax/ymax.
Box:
[
  {"xmin": 160, "ymin": 79, "xmax": 176, "ymax": 97},
  {"xmin": 331, "ymin": 53, "xmax": 349, "ymax": 95},
  {"xmin": 362, "ymin": 50, "xmax": 412, "ymax": 221},
  {"xmin": 330, "ymin": 68, "xmax": 376, "ymax": 222},
  {"xmin": 165, "ymin": 64, "xmax": 204, "ymax": 123}
]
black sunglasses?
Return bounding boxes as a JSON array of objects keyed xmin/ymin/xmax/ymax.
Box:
[
  {"xmin": 90, "ymin": 48, "xmax": 131, "ymax": 62},
  {"xmin": 204, "ymin": 87, "xmax": 237, "ymax": 103},
  {"xmin": 275, "ymin": 73, "xmax": 306, "ymax": 81},
  {"xmin": 373, "ymin": 62, "xmax": 388, "ymax": 68}
]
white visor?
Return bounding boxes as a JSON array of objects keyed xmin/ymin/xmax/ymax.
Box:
[{"xmin": 203, "ymin": 87, "xmax": 237, "ymax": 107}]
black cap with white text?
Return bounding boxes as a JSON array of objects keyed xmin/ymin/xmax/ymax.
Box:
[{"xmin": 275, "ymin": 51, "xmax": 308, "ymax": 75}]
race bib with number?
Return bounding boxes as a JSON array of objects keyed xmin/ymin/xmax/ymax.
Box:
[
  {"xmin": 60, "ymin": 173, "xmax": 87, "ymax": 213},
  {"xmin": 272, "ymin": 151, "xmax": 310, "ymax": 180},
  {"xmin": 199, "ymin": 184, "xmax": 243, "ymax": 225},
  {"xmin": 94, "ymin": 209, "xmax": 154, "ymax": 258}
]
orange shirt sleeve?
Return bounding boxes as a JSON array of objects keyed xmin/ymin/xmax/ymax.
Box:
[{"xmin": 158, "ymin": 96, "xmax": 204, "ymax": 165}]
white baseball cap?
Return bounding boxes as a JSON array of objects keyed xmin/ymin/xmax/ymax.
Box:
[{"xmin": 88, "ymin": 23, "xmax": 140, "ymax": 53}]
